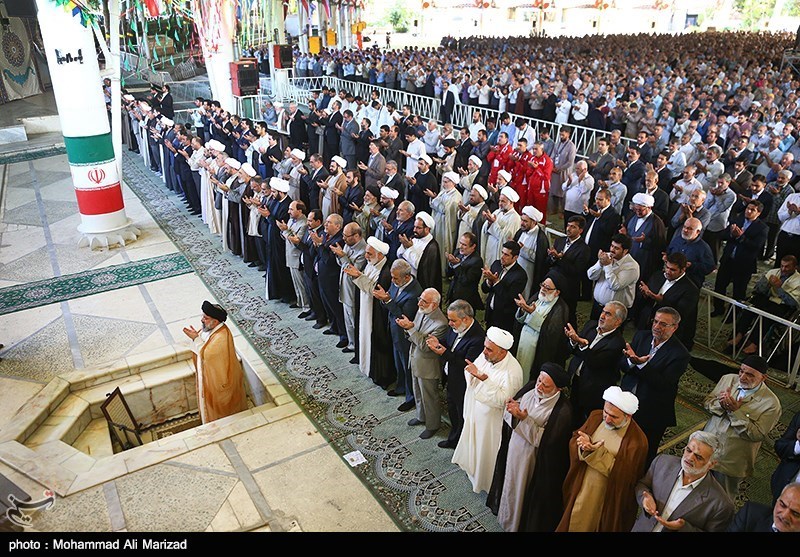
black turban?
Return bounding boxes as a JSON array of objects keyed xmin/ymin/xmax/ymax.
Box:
[{"xmin": 202, "ymin": 301, "xmax": 227, "ymax": 322}]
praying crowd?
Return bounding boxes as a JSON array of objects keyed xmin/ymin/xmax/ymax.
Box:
[{"xmin": 118, "ymin": 29, "xmax": 800, "ymax": 532}]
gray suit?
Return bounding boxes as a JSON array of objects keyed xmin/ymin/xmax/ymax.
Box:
[
  {"xmin": 364, "ymin": 152, "xmax": 387, "ymax": 189},
  {"xmin": 337, "ymin": 238, "xmax": 367, "ymax": 350},
  {"xmin": 632, "ymin": 454, "xmax": 735, "ymax": 532},
  {"xmin": 407, "ymin": 307, "xmax": 449, "ymax": 431},
  {"xmin": 340, "ymin": 118, "xmax": 359, "ymax": 169},
  {"xmin": 283, "ymin": 216, "xmax": 309, "ymax": 310}
]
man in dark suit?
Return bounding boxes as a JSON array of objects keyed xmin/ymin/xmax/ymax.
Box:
[
  {"xmin": 712, "ymin": 200, "xmax": 769, "ymax": 316},
  {"xmin": 382, "ymin": 160, "xmax": 406, "ymax": 199},
  {"xmin": 301, "ymin": 154, "xmax": 328, "ymax": 212},
  {"xmin": 482, "ymin": 241, "xmax": 528, "ymax": 338},
  {"xmin": 425, "ymin": 299, "xmax": 485, "ymax": 449},
  {"xmin": 445, "ymin": 231, "xmax": 484, "ymax": 310},
  {"xmin": 620, "ymin": 146, "xmax": 646, "ymax": 218},
  {"xmin": 385, "ymin": 200, "xmax": 415, "ymax": 262},
  {"xmin": 440, "ymin": 81, "xmax": 456, "ymax": 124},
  {"xmin": 547, "ymin": 215, "xmax": 591, "ymax": 325},
  {"xmin": 727, "ymin": 483, "xmax": 800, "ymax": 532},
  {"xmin": 313, "ymin": 213, "xmax": 347, "ymax": 346},
  {"xmin": 730, "ymin": 157, "xmax": 754, "ymax": 196},
  {"xmin": 621, "ymin": 306, "xmax": 691, "ymax": 465},
  {"xmin": 358, "ymin": 140, "xmax": 386, "ymax": 190},
  {"xmin": 636, "ymin": 252, "xmax": 700, "ymax": 350},
  {"xmin": 581, "ymin": 189, "xmax": 620, "ymax": 299},
  {"xmin": 632, "ymin": 431, "xmax": 735, "ymax": 532},
  {"xmin": 731, "ymin": 173, "xmax": 773, "ymax": 222},
  {"xmin": 564, "ymin": 300, "xmax": 627, "ymax": 425},
  {"xmin": 320, "ymin": 100, "xmax": 343, "ymax": 165},
  {"xmin": 622, "ymin": 192, "xmax": 667, "ymax": 286},
  {"xmin": 296, "ymin": 209, "xmax": 327, "ymax": 328},
  {"xmin": 374, "ymin": 259, "xmax": 423, "ymax": 411},
  {"xmin": 158, "ymin": 85, "xmax": 174, "ymax": 119},
  {"xmin": 772, "ymin": 411, "xmax": 800, "ymax": 503}
]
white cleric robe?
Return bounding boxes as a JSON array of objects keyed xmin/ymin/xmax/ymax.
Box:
[
  {"xmin": 458, "ymin": 201, "xmax": 485, "ymax": 238},
  {"xmin": 288, "ymin": 162, "xmax": 303, "ymax": 202},
  {"xmin": 481, "ymin": 208, "xmax": 521, "ymax": 266},
  {"xmin": 351, "ymin": 256, "xmax": 387, "ymax": 377},
  {"xmin": 452, "ymin": 351, "xmax": 524, "ymax": 494},
  {"xmin": 498, "ymin": 388, "xmax": 561, "ymax": 532},
  {"xmin": 200, "ymin": 159, "xmax": 221, "ymax": 235},
  {"xmin": 430, "ymin": 186, "xmax": 463, "ymax": 275},
  {"xmin": 219, "ymin": 175, "xmax": 239, "ymax": 252},
  {"xmin": 517, "ymin": 225, "xmax": 542, "ymax": 299}
]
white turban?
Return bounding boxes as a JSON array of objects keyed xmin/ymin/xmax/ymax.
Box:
[
  {"xmin": 416, "ymin": 211, "xmax": 435, "ymax": 230},
  {"xmin": 241, "ymin": 163, "xmax": 257, "ymax": 177},
  {"xmin": 380, "ymin": 186, "xmax": 399, "ymax": 199},
  {"xmin": 469, "ymin": 155, "xmax": 482, "ymax": 168},
  {"xmin": 366, "ymin": 236, "xmax": 389, "ymax": 255},
  {"xmin": 603, "ymin": 386, "xmax": 639, "ymax": 415},
  {"xmin": 631, "ymin": 192, "xmax": 655, "ymax": 207},
  {"xmin": 471, "ymin": 184, "xmax": 488, "ymax": 200},
  {"xmin": 500, "ymin": 186, "xmax": 520, "ymax": 203},
  {"xmin": 225, "ymin": 158, "xmax": 242, "ymax": 170},
  {"xmin": 497, "ymin": 169, "xmax": 512, "ymax": 183},
  {"xmin": 522, "ymin": 206, "xmax": 543, "ymax": 222},
  {"xmin": 443, "ymin": 171, "xmax": 460, "ymax": 185},
  {"xmin": 208, "ymin": 140, "xmax": 225, "ymax": 152},
  {"xmin": 160, "ymin": 117, "xmax": 174, "ymax": 127},
  {"xmin": 332, "ymin": 155, "xmax": 347, "ymax": 169},
  {"xmin": 139, "ymin": 101, "xmax": 151, "ymax": 111},
  {"xmin": 419, "ymin": 153, "xmax": 433, "ymax": 166},
  {"xmin": 270, "ymin": 177, "xmax": 290, "ymax": 193},
  {"xmin": 291, "ymin": 148, "xmax": 306, "ymax": 161},
  {"xmin": 486, "ymin": 326, "xmax": 514, "ymax": 350}
]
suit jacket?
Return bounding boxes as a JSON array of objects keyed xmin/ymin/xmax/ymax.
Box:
[
  {"xmin": 726, "ymin": 502, "xmax": 775, "ymax": 532},
  {"xmin": 159, "ymin": 93, "xmax": 174, "ymax": 118},
  {"xmin": 337, "ymin": 238, "xmax": 367, "ymax": 306},
  {"xmin": 282, "ymin": 217, "xmax": 307, "ymax": 269},
  {"xmin": 622, "ymin": 160, "xmax": 646, "ymax": 201},
  {"xmin": 771, "ymin": 411, "xmax": 800, "ymax": 501},
  {"xmin": 620, "ymin": 331, "xmax": 691, "ymax": 432},
  {"xmin": 339, "ymin": 118, "xmax": 359, "ymax": 157},
  {"xmin": 632, "ymin": 454, "xmax": 735, "ymax": 532},
  {"xmin": 567, "ymin": 322, "xmax": 626, "ymax": 417},
  {"xmin": 731, "ymin": 187, "xmax": 773, "ymax": 222},
  {"xmin": 440, "ymin": 319, "xmax": 485, "ymax": 395},
  {"xmin": 299, "ymin": 224, "xmax": 323, "ymax": 279},
  {"xmin": 382, "ymin": 171, "xmax": 406, "ymax": 199},
  {"xmin": 638, "ymin": 273, "xmax": 700, "ymax": 350},
  {"xmin": 440, "ymin": 89, "xmax": 456, "ymax": 123},
  {"xmin": 303, "ymin": 166, "xmax": 329, "ymax": 211},
  {"xmin": 446, "ymin": 251, "xmax": 485, "ymax": 310},
  {"xmin": 583, "ymin": 205, "xmax": 620, "ymax": 255},
  {"xmin": 482, "ymin": 261, "xmax": 527, "ymax": 333},
  {"xmin": 548, "ymin": 236, "xmax": 591, "ymax": 302},
  {"xmin": 625, "ymin": 213, "xmax": 666, "ymax": 282},
  {"xmin": 386, "ymin": 217, "xmax": 415, "ymax": 262},
  {"xmin": 317, "ymin": 230, "xmax": 344, "ymax": 285},
  {"xmin": 719, "ymin": 215, "xmax": 768, "ymax": 276},
  {"xmin": 364, "ymin": 152, "xmax": 387, "ymax": 189},
  {"xmin": 384, "ymin": 279, "xmax": 423, "ymax": 347},
  {"xmin": 407, "ymin": 307, "xmax": 449, "ymax": 380},
  {"xmin": 323, "ymin": 110, "xmax": 343, "ymax": 146}
]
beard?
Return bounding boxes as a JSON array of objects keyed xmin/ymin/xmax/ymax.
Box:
[
  {"xmin": 603, "ymin": 418, "xmax": 627, "ymax": 430},
  {"xmin": 419, "ymin": 306, "xmax": 434, "ymax": 315},
  {"xmin": 201, "ymin": 321, "xmax": 213, "ymax": 332},
  {"xmin": 681, "ymin": 458, "xmax": 710, "ymax": 478},
  {"xmin": 538, "ymin": 291, "xmax": 556, "ymax": 303}
]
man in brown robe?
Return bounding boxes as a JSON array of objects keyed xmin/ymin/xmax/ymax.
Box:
[
  {"xmin": 556, "ymin": 386, "xmax": 648, "ymax": 532},
  {"xmin": 183, "ymin": 301, "xmax": 248, "ymax": 424}
]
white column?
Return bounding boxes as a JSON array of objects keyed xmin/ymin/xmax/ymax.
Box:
[{"xmin": 198, "ymin": 0, "xmax": 236, "ymax": 111}]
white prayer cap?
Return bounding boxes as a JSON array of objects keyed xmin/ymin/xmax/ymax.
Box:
[
  {"xmin": 332, "ymin": 155, "xmax": 347, "ymax": 169},
  {"xmin": 500, "ymin": 186, "xmax": 520, "ymax": 203},
  {"xmin": 208, "ymin": 140, "xmax": 225, "ymax": 152},
  {"xmin": 139, "ymin": 101, "xmax": 151, "ymax": 111},
  {"xmin": 225, "ymin": 158, "xmax": 242, "ymax": 170},
  {"xmin": 270, "ymin": 177, "xmax": 290, "ymax": 193},
  {"xmin": 416, "ymin": 211, "xmax": 435, "ymax": 230},
  {"xmin": 631, "ymin": 192, "xmax": 655, "ymax": 207},
  {"xmin": 380, "ymin": 186, "xmax": 399, "ymax": 199},
  {"xmin": 443, "ymin": 171, "xmax": 460, "ymax": 185},
  {"xmin": 366, "ymin": 236, "xmax": 390, "ymax": 255},
  {"xmin": 486, "ymin": 326, "xmax": 514, "ymax": 350},
  {"xmin": 419, "ymin": 153, "xmax": 433, "ymax": 166},
  {"xmin": 522, "ymin": 205, "xmax": 544, "ymax": 222},
  {"xmin": 290, "ymin": 148, "xmax": 306, "ymax": 161},
  {"xmin": 468, "ymin": 155, "xmax": 482, "ymax": 167},
  {"xmin": 497, "ymin": 169, "xmax": 512, "ymax": 183},
  {"xmin": 160, "ymin": 117, "xmax": 174, "ymax": 127},
  {"xmin": 273, "ymin": 101, "xmax": 284, "ymax": 109},
  {"xmin": 472, "ymin": 184, "xmax": 488, "ymax": 200},
  {"xmin": 241, "ymin": 163, "xmax": 257, "ymax": 177},
  {"xmin": 603, "ymin": 386, "xmax": 639, "ymax": 415}
]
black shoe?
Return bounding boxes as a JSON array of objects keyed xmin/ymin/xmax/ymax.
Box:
[
  {"xmin": 407, "ymin": 418, "xmax": 423, "ymax": 426},
  {"xmin": 323, "ymin": 329, "xmax": 337, "ymax": 336},
  {"xmin": 289, "ymin": 303, "xmax": 299, "ymax": 309},
  {"xmin": 248, "ymin": 262, "xmax": 259, "ymax": 267},
  {"xmin": 312, "ymin": 322, "xmax": 326, "ymax": 330},
  {"xmin": 386, "ymin": 390, "xmax": 404, "ymax": 397},
  {"xmin": 438, "ymin": 440, "xmax": 457, "ymax": 449},
  {"xmin": 349, "ymin": 356, "xmax": 358, "ymax": 364},
  {"xmin": 305, "ymin": 314, "xmax": 320, "ymax": 322},
  {"xmin": 298, "ymin": 310, "xmax": 312, "ymax": 319},
  {"xmin": 335, "ymin": 339, "xmax": 348, "ymax": 348},
  {"xmin": 397, "ymin": 400, "xmax": 416, "ymax": 412},
  {"xmin": 342, "ymin": 347, "xmax": 354, "ymax": 353},
  {"xmin": 257, "ymin": 266, "xmax": 267, "ymax": 272},
  {"xmin": 419, "ymin": 429, "xmax": 437, "ymax": 440}
]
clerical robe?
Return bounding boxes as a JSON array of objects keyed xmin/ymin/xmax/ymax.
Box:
[
  {"xmin": 481, "ymin": 208, "xmax": 521, "ymax": 267},
  {"xmin": 352, "ymin": 257, "xmax": 396, "ymax": 386},
  {"xmin": 191, "ymin": 322, "xmax": 248, "ymax": 424},
  {"xmin": 452, "ymin": 351, "xmax": 524, "ymax": 494},
  {"xmin": 430, "ymin": 186, "xmax": 463, "ymax": 275},
  {"xmin": 320, "ymin": 172, "xmax": 346, "ymax": 220}
]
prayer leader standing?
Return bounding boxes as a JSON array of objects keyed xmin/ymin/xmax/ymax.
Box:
[{"xmin": 183, "ymin": 302, "xmax": 248, "ymax": 424}]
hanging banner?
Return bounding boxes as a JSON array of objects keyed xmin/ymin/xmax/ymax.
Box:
[{"xmin": 0, "ymin": 17, "xmax": 43, "ymax": 102}]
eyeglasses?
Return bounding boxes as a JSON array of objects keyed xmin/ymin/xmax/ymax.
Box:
[{"xmin": 539, "ymin": 282, "xmax": 556, "ymax": 292}]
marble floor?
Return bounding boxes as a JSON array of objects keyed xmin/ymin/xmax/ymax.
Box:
[{"xmin": 0, "ymin": 154, "xmax": 398, "ymax": 532}]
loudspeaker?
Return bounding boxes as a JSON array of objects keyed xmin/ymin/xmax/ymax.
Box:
[
  {"xmin": 5, "ymin": 0, "xmax": 37, "ymax": 17},
  {"xmin": 230, "ymin": 59, "xmax": 258, "ymax": 96}
]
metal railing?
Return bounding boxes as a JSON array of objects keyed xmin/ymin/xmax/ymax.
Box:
[{"xmin": 121, "ymin": 52, "xmax": 171, "ymax": 86}]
